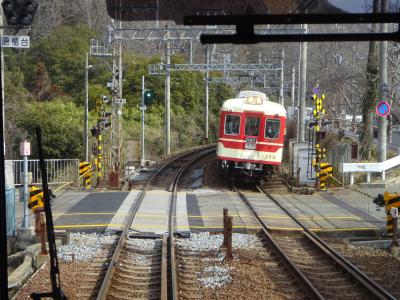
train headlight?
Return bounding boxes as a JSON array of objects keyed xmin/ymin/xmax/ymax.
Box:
[{"xmin": 245, "ymin": 96, "xmax": 263, "ymax": 105}]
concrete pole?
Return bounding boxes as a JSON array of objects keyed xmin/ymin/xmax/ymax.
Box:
[
  {"xmin": 279, "ymin": 49, "xmax": 285, "ymax": 106},
  {"xmin": 165, "ymin": 40, "xmax": 171, "ymax": 155},
  {"xmin": 291, "ymin": 66, "xmax": 296, "ymax": 109},
  {"xmin": 118, "ymin": 43, "xmax": 123, "ymax": 167},
  {"xmin": 297, "ymin": 43, "xmax": 301, "ymax": 107},
  {"xmin": 84, "ymin": 52, "xmax": 89, "ymax": 162},
  {"xmin": 205, "ymin": 45, "xmax": 210, "ymax": 143},
  {"xmin": 298, "ymin": 24, "xmax": 308, "ymax": 142},
  {"xmin": 141, "ymin": 75, "xmax": 145, "ymax": 167},
  {"xmin": 377, "ymin": 0, "xmax": 388, "ymax": 168},
  {"xmin": 22, "ymin": 154, "xmax": 29, "ymax": 228},
  {"xmin": 189, "ymin": 39, "xmax": 193, "ymax": 64}
]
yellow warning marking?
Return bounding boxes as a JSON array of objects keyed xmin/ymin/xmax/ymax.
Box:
[
  {"xmin": 54, "ymin": 224, "xmax": 123, "ymax": 228},
  {"xmin": 53, "ymin": 212, "xmax": 116, "ymax": 216},
  {"xmin": 309, "ymin": 227, "xmax": 380, "ymax": 232}
]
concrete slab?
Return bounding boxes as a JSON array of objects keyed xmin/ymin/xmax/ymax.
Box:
[
  {"xmin": 239, "ymin": 191, "xmax": 301, "ymax": 231},
  {"xmin": 176, "ymin": 192, "xmax": 190, "ymax": 236},
  {"xmin": 187, "ymin": 190, "xmax": 259, "ymax": 233},
  {"xmin": 272, "ymin": 193, "xmax": 383, "ymax": 233},
  {"xmin": 105, "ymin": 190, "xmax": 140, "ymax": 234},
  {"xmin": 130, "ymin": 190, "xmax": 170, "ymax": 235}
]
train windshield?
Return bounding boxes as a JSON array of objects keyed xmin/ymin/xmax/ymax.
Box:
[
  {"xmin": 225, "ymin": 115, "xmax": 240, "ymax": 135},
  {"xmin": 265, "ymin": 119, "xmax": 280, "ymax": 139},
  {"xmin": 245, "ymin": 116, "xmax": 260, "ymax": 136}
]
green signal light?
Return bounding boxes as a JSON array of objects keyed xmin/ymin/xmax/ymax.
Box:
[{"xmin": 144, "ymin": 89, "xmax": 155, "ymax": 105}]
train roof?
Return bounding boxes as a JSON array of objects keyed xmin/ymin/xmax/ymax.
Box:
[{"xmin": 221, "ymin": 94, "xmax": 286, "ymax": 117}]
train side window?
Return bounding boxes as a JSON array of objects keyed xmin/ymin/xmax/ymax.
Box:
[
  {"xmin": 224, "ymin": 115, "xmax": 240, "ymax": 135},
  {"xmin": 265, "ymin": 119, "xmax": 280, "ymax": 139},
  {"xmin": 245, "ymin": 116, "xmax": 260, "ymax": 136}
]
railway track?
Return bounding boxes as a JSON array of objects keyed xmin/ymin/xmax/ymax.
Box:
[
  {"xmin": 233, "ymin": 180, "xmax": 397, "ymax": 300},
  {"xmin": 95, "ymin": 145, "xmax": 215, "ymax": 300}
]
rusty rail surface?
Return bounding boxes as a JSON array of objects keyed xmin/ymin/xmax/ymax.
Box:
[{"xmin": 96, "ymin": 145, "xmax": 216, "ymax": 300}]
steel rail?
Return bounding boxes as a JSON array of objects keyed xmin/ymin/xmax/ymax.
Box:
[
  {"xmin": 96, "ymin": 144, "xmax": 216, "ymax": 300},
  {"xmin": 256, "ymin": 184, "xmax": 397, "ymax": 300},
  {"xmin": 168, "ymin": 148, "xmax": 216, "ymax": 300},
  {"xmin": 233, "ymin": 185, "xmax": 324, "ymax": 300}
]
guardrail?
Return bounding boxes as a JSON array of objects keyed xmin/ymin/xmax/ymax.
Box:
[
  {"xmin": 342, "ymin": 154, "xmax": 400, "ymax": 184},
  {"xmin": 11, "ymin": 159, "xmax": 79, "ymax": 186}
]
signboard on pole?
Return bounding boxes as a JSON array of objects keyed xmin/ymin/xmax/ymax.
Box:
[
  {"xmin": 1, "ymin": 36, "xmax": 30, "ymax": 48},
  {"xmin": 376, "ymin": 101, "xmax": 391, "ymax": 117},
  {"xmin": 20, "ymin": 141, "xmax": 30, "ymax": 156}
]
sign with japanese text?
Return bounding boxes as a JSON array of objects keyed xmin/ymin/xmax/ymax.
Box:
[
  {"xmin": 20, "ymin": 141, "xmax": 30, "ymax": 156},
  {"xmin": 1, "ymin": 36, "xmax": 30, "ymax": 48}
]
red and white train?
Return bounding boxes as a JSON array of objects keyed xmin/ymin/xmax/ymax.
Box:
[{"xmin": 217, "ymin": 91, "xmax": 287, "ymax": 178}]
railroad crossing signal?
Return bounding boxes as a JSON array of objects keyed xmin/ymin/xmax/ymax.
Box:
[
  {"xmin": 2, "ymin": 0, "xmax": 38, "ymax": 27},
  {"xmin": 309, "ymin": 88, "xmax": 333, "ymax": 191}
]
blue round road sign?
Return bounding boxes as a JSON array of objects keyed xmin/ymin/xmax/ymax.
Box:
[{"xmin": 376, "ymin": 101, "xmax": 390, "ymax": 117}]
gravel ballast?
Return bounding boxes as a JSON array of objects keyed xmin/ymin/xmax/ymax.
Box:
[
  {"xmin": 14, "ymin": 233, "xmax": 117, "ymax": 299},
  {"xmin": 177, "ymin": 233, "xmax": 300, "ymax": 299}
]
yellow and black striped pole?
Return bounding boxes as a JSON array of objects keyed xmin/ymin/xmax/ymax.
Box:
[
  {"xmin": 28, "ymin": 186, "xmax": 44, "ymax": 211},
  {"xmin": 384, "ymin": 192, "xmax": 400, "ymax": 236},
  {"xmin": 312, "ymin": 92, "xmax": 332, "ymax": 190},
  {"xmin": 79, "ymin": 162, "xmax": 92, "ymax": 189},
  {"xmin": 97, "ymin": 133, "xmax": 103, "ymax": 187}
]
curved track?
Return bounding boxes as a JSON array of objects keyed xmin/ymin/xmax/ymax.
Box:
[
  {"xmin": 96, "ymin": 145, "xmax": 215, "ymax": 300},
  {"xmin": 233, "ymin": 182, "xmax": 396, "ymax": 300}
]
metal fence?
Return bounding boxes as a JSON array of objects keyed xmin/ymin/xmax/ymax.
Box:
[{"xmin": 11, "ymin": 159, "xmax": 80, "ymax": 186}]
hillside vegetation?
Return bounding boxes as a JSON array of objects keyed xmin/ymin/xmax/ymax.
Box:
[{"xmin": 4, "ymin": 24, "xmax": 234, "ymax": 161}]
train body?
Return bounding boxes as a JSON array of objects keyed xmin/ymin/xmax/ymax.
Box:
[{"xmin": 217, "ymin": 91, "xmax": 286, "ymax": 177}]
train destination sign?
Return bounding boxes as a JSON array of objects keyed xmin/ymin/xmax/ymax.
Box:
[{"xmin": 376, "ymin": 101, "xmax": 390, "ymax": 117}]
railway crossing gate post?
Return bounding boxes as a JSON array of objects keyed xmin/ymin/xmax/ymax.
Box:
[
  {"xmin": 79, "ymin": 162, "xmax": 92, "ymax": 189},
  {"xmin": 308, "ymin": 89, "xmax": 333, "ymax": 191},
  {"xmin": 383, "ymin": 192, "xmax": 400, "ymax": 236}
]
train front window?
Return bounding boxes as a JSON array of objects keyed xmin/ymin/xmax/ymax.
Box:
[
  {"xmin": 245, "ymin": 116, "xmax": 260, "ymax": 136},
  {"xmin": 265, "ymin": 119, "xmax": 281, "ymax": 139},
  {"xmin": 224, "ymin": 115, "xmax": 240, "ymax": 135}
]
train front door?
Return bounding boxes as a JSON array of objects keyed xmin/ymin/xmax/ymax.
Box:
[{"xmin": 244, "ymin": 114, "xmax": 261, "ymax": 150}]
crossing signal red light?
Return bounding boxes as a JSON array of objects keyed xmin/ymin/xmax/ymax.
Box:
[{"xmin": 2, "ymin": 0, "xmax": 38, "ymax": 26}]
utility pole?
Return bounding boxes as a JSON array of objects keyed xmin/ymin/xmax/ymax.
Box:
[
  {"xmin": 291, "ymin": 65, "xmax": 296, "ymax": 109},
  {"xmin": 84, "ymin": 52, "xmax": 90, "ymax": 162},
  {"xmin": 298, "ymin": 24, "xmax": 308, "ymax": 142},
  {"xmin": 165, "ymin": 40, "xmax": 171, "ymax": 155},
  {"xmin": 140, "ymin": 75, "xmax": 146, "ymax": 167},
  {"xmin": 205, "ymin": 45, "xmax": 210, "ymax": 143},
  {"xmin": 377, "ymin": 0, "xmax": 388, "ymax": 168},
  {"xmin": 279, "ymin": 49, "xmax": 285, "ymax": 106},
  {"xmin": 21, "ymin": 141, "xmax": 30, "ymax": 228}
]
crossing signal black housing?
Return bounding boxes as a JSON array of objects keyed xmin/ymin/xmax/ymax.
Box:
[
  {"xmin": 2, "ymin": 0, "xmax": 38, "ymax": 27},
  {"xmin": 91, "ymin": 126, "xmax": 101, "ymax": 137},
  {"xmin": 144, "ymin": 89, "xmax": 155, "ymax": 105}
]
